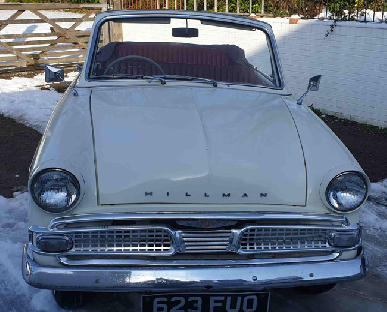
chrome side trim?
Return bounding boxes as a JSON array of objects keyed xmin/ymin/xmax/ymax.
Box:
[
  {"xmin": 22, "ymin": 244, "xmax": 368, "ymax": 292},
  {"xmin": 49, "ymin": 212, "xmax": 350, "ymax": 229}
]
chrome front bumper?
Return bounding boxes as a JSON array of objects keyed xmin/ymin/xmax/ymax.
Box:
[{"xmin": 22, "ymin": 244, "xmax": 368, "ymax": 292}]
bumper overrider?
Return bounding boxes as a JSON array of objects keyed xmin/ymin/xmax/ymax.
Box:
[{"xmin": 22, "ymin": 212, "xmax": 369, "ymax": 292}]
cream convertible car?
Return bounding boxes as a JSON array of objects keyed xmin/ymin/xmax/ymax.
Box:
[{"xmin": 23, "ymin": 10, "xmax": 369, "ymax": 311}]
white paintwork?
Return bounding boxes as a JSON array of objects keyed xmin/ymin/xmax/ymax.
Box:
[
  {"xmin": 91, "ymin": 85, "xmax": 306, "ymax": 205},
  {"xmin": 29, "ymin": 11, "xmax": 369, "ymax": 230}
]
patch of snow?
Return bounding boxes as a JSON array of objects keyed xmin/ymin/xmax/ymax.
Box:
[
  {"xmin": 0, "ymin": 192, "xmax": 62, "ymax": 311},
  {"xmin": 0, "ymin": 72, "xmax": 75, "ymax": 133},
  {"xmin": 316, "ymin": 9, "xmax": 333, "ymax": 20},
  {"xmin": 361, "ymin": 179, "xmax": 387, "ymax": 277}
]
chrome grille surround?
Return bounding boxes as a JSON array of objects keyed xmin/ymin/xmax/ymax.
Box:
[
  {"xmin": 239, "ymin": 226, "xmax": 330, "ymax": 253},
  {"xmin": 71, "ymin": 228, "xmax": 173, "ymax": 254},
  {"xmin": 29, "ymin": 212, "xmax": 360, "ymax": 259}
]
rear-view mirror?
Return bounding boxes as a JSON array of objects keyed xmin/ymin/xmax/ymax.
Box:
[{"xmin": 172, "ymin": 27, "xmax": 199, "ymax": 38}]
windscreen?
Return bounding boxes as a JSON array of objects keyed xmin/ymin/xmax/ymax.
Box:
[{"xmin": 90, "ymin": 17, "xmax": 279, "ymax": 88}]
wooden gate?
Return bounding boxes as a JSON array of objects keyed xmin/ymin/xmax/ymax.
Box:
[{"xmin": 0, "ymin": 3, "xmax": 107, "ymax": 72}]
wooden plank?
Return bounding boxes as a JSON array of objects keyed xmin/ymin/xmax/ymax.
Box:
[
  {"xmin": 0, "ymin": 41, "xmax": 35, "ymax": 64},
  {"xmin": 0, "ymin": 44, "xmax": 85, "ymax": 53},
  {"xmin": 0, "ymin": 55, "xmax": 19, "ymax": 62},
  {"xmin": 36, "ymin": 56, "xmax": 85, "ymax": 64},
  {"xmin": 0, "ymin": 45, "xmax": 77, "ymax": 54},
  {"xmin": 30, "ymin": 10, "xmax": 88, "ymax": 49},
  {"xmin": 0, "ymin": 10, "xmax": 24, "ymax": 31},
  {"xmin": 0, "ymin": 41, "xmax": 83, "ymax": 51},
  {"xmin": 42, "ymin": 50, "xmax": 86, "ymax": 57},
  {"xmin": 0, "ymin": 60, "xmax": 27, "ymax": 67},
  {"xmin": 69, "ymin": 11, "xmax": 94, "ymax": 31},
  {"xmin": 6, "ymin": 39, "xmax": 63, "ymax": 47},
  {"xmin": 0, "ymin": 18, "xmax": 95, "ymax": 25},
  {"xmin": 0, "ymin": 31, "xmax": 90, "ymax": 39},
  {"xmin": 0, "ymin": 3, "xmax": 106, "ymax": 10}
]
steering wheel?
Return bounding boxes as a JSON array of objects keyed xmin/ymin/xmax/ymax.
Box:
[{"xmin": 104, "ymin": 55, "xmax": 165, "ymax": 75}]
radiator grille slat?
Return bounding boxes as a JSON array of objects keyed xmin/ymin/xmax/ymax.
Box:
[
  {"xmin": 239, "ymin": 228, "xmax": 329, "ymax": 252},
  {"xmin": 182, "ymin": 230, "xmax": 231, "ymax": 253}
]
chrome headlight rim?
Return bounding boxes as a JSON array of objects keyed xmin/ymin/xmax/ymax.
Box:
[
  {"xmin": 325, "ymin": 171, "xmax": 368, "ymax": 213},
  {"xmin": 30, "ymin": 168, "xmax": 81, "ymax": 214}
]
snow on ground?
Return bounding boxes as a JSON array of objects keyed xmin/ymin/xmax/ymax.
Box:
[
  {"xmin": 0, "ymin": 193, "xmax": 62, "ymax": 312},
  {"xmin": 361, "ymin": 179, "xmax": 387, "ymax": 278},
  {"xmin": 0, "ymin": 72, "xmax": 77, "ymax": 133}
]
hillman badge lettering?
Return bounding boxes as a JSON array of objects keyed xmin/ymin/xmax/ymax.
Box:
[{"xmin": 145, "ymin": 192, "xmax": 268, "ymax": 197}]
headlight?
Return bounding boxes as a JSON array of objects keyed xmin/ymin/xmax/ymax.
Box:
[
  {"xmin": 326, "ymin": 172, "xmax": 367, "ymax": 212},
  {"xmin": 30, "ymin": 169, "xmax": 80, "ymax": 213}
]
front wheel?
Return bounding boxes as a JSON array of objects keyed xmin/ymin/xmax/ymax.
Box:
[
  {"xmin": 296, "ymin": 283, "xmax": 336, "ymax": 294},
  {"xmin": 52, "ymin": 290, "xmax": 86, "ymax": 310}
]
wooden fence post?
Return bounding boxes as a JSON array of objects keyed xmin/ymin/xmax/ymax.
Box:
[
  {"xmin": 226, "ymin": 0, "xmax": 228, "ymax": 12},
  {"xmin": 214, "ymin": 0, "xmax": 217, "ymax": 12},
  {"xmin": 194, "ymin": 0, "xmax": 197, "ymax": 10},
  {"xmin": 112, "ymin": 0, "xmax": 123, "ymax": 9}
]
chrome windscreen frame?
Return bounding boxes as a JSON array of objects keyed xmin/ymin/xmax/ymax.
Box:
[{"xmin": 83, "ymin": 11, "xmax": 286, "ymax": 90}]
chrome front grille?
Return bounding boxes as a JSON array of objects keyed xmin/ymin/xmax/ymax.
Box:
[
  {"xmin": 31, "ymin": 213, "xmax": 358, "ymax": 260},
  {"xmin": 181, "ymin": 230, "xmax": 231, "ymax": 253},
  {"xmin": 70, "ymin": 228, "xmax": 173, "ymax": 254},
  {"xmin": 239, "ymin": 227, "xmax": 329, "ymax": 253}
]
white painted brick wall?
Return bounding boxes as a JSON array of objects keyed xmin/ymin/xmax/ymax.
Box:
[
  {"xmin": 122, "ymin": 18, "xmax": 386, "ymax": 127},
  {"xmin": 260, "ymin": 18, "xmax": 387, "ymax": 127}
]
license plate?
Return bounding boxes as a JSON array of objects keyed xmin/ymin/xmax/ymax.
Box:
[{"xmin": 142, "ymin": 292, "xmax": 270, "ymax": 312}]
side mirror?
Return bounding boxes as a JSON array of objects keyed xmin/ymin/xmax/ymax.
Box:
[
  {"xmin": 297, "ymin": 75, "xmax": 322, "ymax": 105},
  {"xmin": 44, "ymin": 65, "xmax": 78, "ymax": 96},
  {"xmin": 45, "ymin": 65, "xmax": 64, "ymax": 83},
  {"xmin": 308, "ymin": 75, "xmax": 322, "ymax": 91}
]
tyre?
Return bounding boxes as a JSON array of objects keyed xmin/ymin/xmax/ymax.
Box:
[
  {"xmin": 52, "ymin": 290, "xmax": 86, "ymax": 310},
  {"xmin": 296, "ymin": 283, "xmax": 336, "ymax": 294}
]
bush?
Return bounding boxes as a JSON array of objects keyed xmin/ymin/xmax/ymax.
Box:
[{"xmin": 6, "ymin": 0, "xmax": 100, "ymax": 3}]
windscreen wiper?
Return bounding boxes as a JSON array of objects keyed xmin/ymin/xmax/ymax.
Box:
[
  {"xmin": 92, "ymin": 74, "xmax": 166, "ymax": 85},
  {"xmin": 92, "ymin": 74, "xmax": 144, "ymax": 80},
  {"xmin": 164, "ymin": 75, "xmax": 218, "ymax": 87}
]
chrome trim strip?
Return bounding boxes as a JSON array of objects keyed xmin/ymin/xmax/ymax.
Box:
[
  {"xmin": 49, "ymin": 212, "xmax": 350, "ymax": 229},
  {"xmin": 22, "ymin": 244, "xmax": 368, "ymax": 292},
  {"xmin": 57, "ymin": 253, "xmax": 340, "ymax": 267}
]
